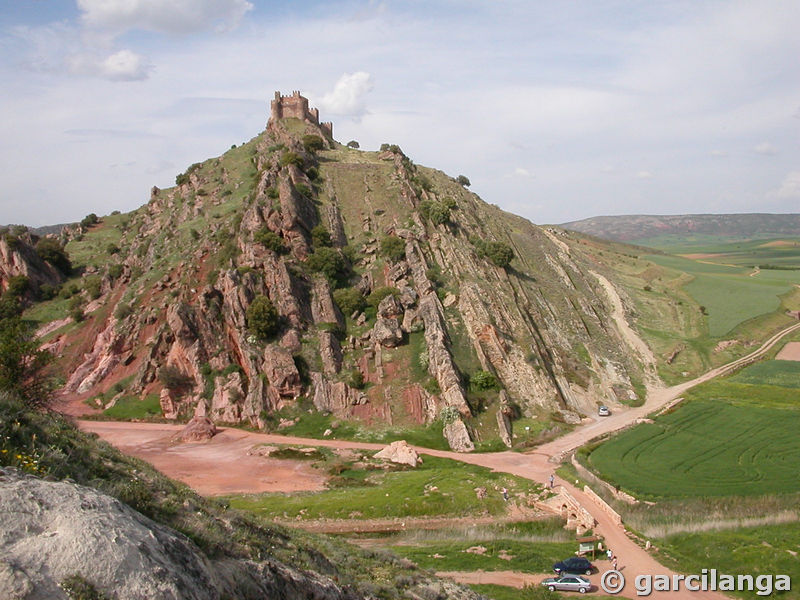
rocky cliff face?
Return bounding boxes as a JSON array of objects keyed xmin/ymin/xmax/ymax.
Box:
[{"xmin": 38, "ymin": 95, "xmax": 656, "ymax": 450}]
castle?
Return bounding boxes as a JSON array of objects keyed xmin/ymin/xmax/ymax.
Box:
[{"xmin": 270, "ymin": 91, "xmax": 333, "ymax": 138}]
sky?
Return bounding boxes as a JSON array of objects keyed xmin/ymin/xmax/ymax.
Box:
[{"xmin": 1, "ymin": 0, "xmax": 798, "ymax": 227}]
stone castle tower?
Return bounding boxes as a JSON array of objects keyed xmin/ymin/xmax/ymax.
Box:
[{"xmin": 269, "ymin": 91, "xmax": 333, "ymax": 138}]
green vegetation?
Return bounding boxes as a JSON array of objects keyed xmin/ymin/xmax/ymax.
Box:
[
  {"xmin": 228, "ymin": 455, "xmax": 540, "ymax": 520},
  {"xmin": 470, "ymin": 237, "xmax": 515, "ymax": 268},
  {"xmin": 246, "ymin": 295, "xmax": 280, "ymax": 340},
  {"xmin": 311, "ymin": 225, "xmax": 332, "ymax": 248},
  {"xmin": 656, "ymin": 522, "xmax": 800, "ymax": 600},
  {"xmin": 729, "ymin": 359, "xmax": 800, "ymax": 388},
  {"xmin": 333, "ymin": 287, "xmax": 366, "ymax": 316},
  {"xmin": 102, "ymin": 395, "xmax": 162, "ymax": 420},
  {"xmin": 419, "ymin": 199, "xmax": 451, "ymax": 225},
  {"xmin": 0, "ymin": 315, "xmax": 52, "ymax": 406},
  {"xmin": 587, "ymin": 368, "xmax": 800, "ymax": 498},
  {"xmin": 647, "ymin": 254, "xmax": 799, "ymax": 336},
  {"xmin": 253, "ymin": 227, "xmax": 286, "ymax": 253},
  {"xmin": 302, "ymin": 134, "xmax": 324, "ymax": 153},
  {"xmin": 380, "ymin": 235, "xmax": 406, "ymax": 262},
  {"xmin": 390, "ymin": 538, "xmax": 573, "ymax": 575},
  {"xmin": 639, "ymin": 234, "xmax": 800, "ymax": 269},
  {"xmin": 35, "ymin": 237, "xmax": 71, "ymax": 274}
]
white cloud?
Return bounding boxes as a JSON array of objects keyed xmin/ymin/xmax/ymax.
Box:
[
  {"xmin": 78, "ymin": 0, "xmax": 253, "ymax": 34},
  {"xmin": 710, "ymin": 150, "xmax": 728, "ymax": 157},
  {"xmin": 754, "ymin": 142, "xmax": 777, "ymax": 155},
  {"xmin": 67, "ymin": 49, "xmax": 152, "ymax": 81},
  {"xmin": 316, "ymin": 72, "xmax": 373, "ymax": 117},
  {"xmin": 513, "ymin": 167, "xmax": 532, "ymax": 178},
  {"xmin": 636, "ymin": 171, "xmax": 654, "ymax": 179},
  {"xmin": 776, "ymin": 171, "xmax": 800, "ymax": 199}
]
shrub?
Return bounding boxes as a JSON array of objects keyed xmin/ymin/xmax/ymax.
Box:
[
  {"xmin": 280, "ymin": 151, "xmax": 304, "ymax": 167},
  {"xmin": 470, "ymin": 370, "xmax": 499, "ymax": 391},
  {"xmin": 36, "ymin": 238, "xmax": 71, "ymax": 274},
  {"xmin": 419, "ymin": 200, "xmax": 450, "ymax": 226},
  {"xmin": 246, "ymin": 295, "xmax": 279, "ymax": 340},
  {"xmin": 158, "ymin": 366, "xmax": 194, "ymax": 391},
  {"xmin": 379, "ymin": 235, "xmax": 406, "ymax": 262},
  {"xmin": 380, "ymin": 143, "xmax": 403, "ymax": 154},
  {"xmin": 333, "ymin": 287, "xmax": 366, "ymax": 316},
  {"xmin": 472, "ymin": 238, "xmax": 514, "ymax": 268},
  {"xmin": 253, "ymin": 228, "xmax": 285, "ymax": 253},
  {"xmin": 306, "ymin": 247, "xmax": 349, "ymax": 284},
  {"xmin": 348, "ymin": 369, "xmax": 365, "ymax": 389},
  {"xmin": 114, "ymin": 302, "xmax": 133, "ymax": 320},
  {"xmin": 84, "ymin": 276, "xmax": 102, "ymax": 300},
  {"xmin": 456, "ymin": 175, "xmax": 471, "ymax": 187},
  {"xmin": 302, "ymin": 134, "xmax": 324, "ymax": 153},
  {"xmin": 266, "ymin": 187, "xmax": 280, "ymax": 199},
  {"xmin": 107, "ymin": 264, "xmax": 123, "ymax": 280},
  {"xmin": 294, "ymin": 183, "xmax": 312, "ymax": 198},
  {"xmin": 0, "ymin": 316, "xmax": 53, "ymax": 406},
  {"xmin": 367, "ymin": 286, "xmax": 399, "ymax": 309},
  {"xmin": 311, "ymin": 225, "xmax": 332, "ymax": 248},
  {"xmin": 60, "ymin": 574, "xmax": 110, "ymax": 600},
  {"xmin": 346, "ymin": 140, "xmax": 360, "ymax": 149},
  {"xmin": 5, "ymin": 275, "xmax": 29, "ymax": 298},
  {"xmin": 106, "ymin": 243, "xmax": 120, "ymax": 255},
  {"xmin": 38, "ymin": 284, "xmax": 59, "ymax": 301},
  {"xmin": 80, "ymin": 213, "xmax": 99, "ymax": 228}
]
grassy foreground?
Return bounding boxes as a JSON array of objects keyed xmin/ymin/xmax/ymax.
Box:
[{"xmin": 229, "ymin": 454, "xmax": 541, "ymax": 520}]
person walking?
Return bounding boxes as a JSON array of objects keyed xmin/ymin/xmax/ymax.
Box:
[
  {"xmin": 613, "ymin": 556, "xmax": 619, "ymax": 571},
  {"xmin": 549, "ymin": 474, "xmax": 555, "ymax": 489},
  {"xmin": 501, "ymin": 487, "xmax": 509, "ymax": 502},
  {"xmin": 606, "ymin": 548, "xmax": 613, "ymax": 561}
]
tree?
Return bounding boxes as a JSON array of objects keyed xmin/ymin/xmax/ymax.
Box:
[
  {"xmin": 379, "ymin": 235, "xmax": 406, "ymax": 262},
  {"xmin": 346, "ymin": 140, "xmax": 360, "ymax": 149},
  {"xmin": 333, "ymin": 287, "xmax": 366, "ymax": 316},
  {"xmin": 36, "ymin": 238, "xmax": 71, "ymax": 275},
  {"xmin": 311, "ymin": 225, "xmax": 332, "ymax": 248},
  {"xmin": 253, "ymin": 228, "xmax": 285, "ymax": 253},
  {"xmin": 484, "ymin": 241, "xmax": 514, "ymax": 268},
  {"xmin": 456, "ymin": 175, "xmax": 471, "ymax": 187},
  {"xmin": 0, "ymin": 316, "xmax": 53, "ymax": 406},
  {"xmin": 246, "ymin": 295, "xmax": 279, "ymax": 340},
  {"xmin": 419, "ymin": 200, "xmax": 450, "ymax": 226},
  {"xmin": 280, "ymin": 151, "xmax": 304, "ymax": 167},
  {"xmin": 80, "ymin": 213, "xmax": 99, "ymax": 228},
  {"xmin": 302, "ymin": 134, "xmax": 324, "ymax": 153},
  {"xmin": 306, "ymin": 247, "xmax": 349, "ymax": 284}
]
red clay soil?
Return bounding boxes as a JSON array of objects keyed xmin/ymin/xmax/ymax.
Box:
[{"xmin": 76, "ymin": 321, "xmax": 800, "ymax": 599}]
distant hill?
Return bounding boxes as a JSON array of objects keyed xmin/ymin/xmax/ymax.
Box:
[
  {"xmin": 1, "ymin": 222, "xmax": 74, "ymax": 237},
  {"xmin": 561, "ymin": 214, "xmax": 800, "ymax": 242}
]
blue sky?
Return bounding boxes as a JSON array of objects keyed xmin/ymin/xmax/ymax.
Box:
[{"xmin": 1, "ymin": 0, "xmax": 798, "ymax": 226}]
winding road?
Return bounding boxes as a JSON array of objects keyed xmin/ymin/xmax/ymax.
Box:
[{"xmin": 79, "ymin": 320, "xmax": 800, "ymax": 599}]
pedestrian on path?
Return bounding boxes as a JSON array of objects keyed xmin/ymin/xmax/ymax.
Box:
[
  {"xmin": 606, "ymin": 548, "xmax": 613, "ymax": 561},
  {"xmin": 549, "ymin": 474, "xmax": 555, "ymax": 489},
  {"xmin": 501, "ymin": 487, "xmax": 509, "ymax": 501},
  {"xmin": 613, "ymin": 556, "xmax": 618, "ymax": 571}
]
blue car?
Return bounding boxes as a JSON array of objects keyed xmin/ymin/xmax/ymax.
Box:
[{"xmin": 553, "ymin": 556, "xmax": 594, "ymax": 575}]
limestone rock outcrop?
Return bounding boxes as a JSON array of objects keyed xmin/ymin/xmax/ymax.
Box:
[
  {"xmin": 176, "ymin": 416, "xmax": 218, "ymax": 442},
  {"xmin": 374, "ymin": 440, "xmax": 422, "ymax": 467}
]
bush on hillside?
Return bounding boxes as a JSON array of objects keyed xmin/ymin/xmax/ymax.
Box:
[
  {"xmin": 379, "ymin": 235, "xmax": 406, "ymax": 263},
  {"xmin": 333, "ymin": 287, "xmax": 366, "ymax": 316},
  {"xmin": 311, "ymin": 225, "xmax": 332, "ymax": 248},
  {"xmin": 246, "ymin": 295, "xmax": 279, "ymax": 340},
  {"xmin": 302, "ymin": 135, "xmax": 324, "ymax": 153},
  {"xmin": 253, "ymin": 228, "xmax": 286, "ymax": 253},
  {"xmin": 36, "ymin": 238, "xmax": 71, "ymax": 275},
  {"xmin": 306, "ymin": 247, "xmax": 349, "ymax": 285}
]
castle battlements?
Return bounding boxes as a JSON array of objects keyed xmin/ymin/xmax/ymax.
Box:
[{"xmin": 269, "ymin": 91, "xmax": 333, "ymax": 138}]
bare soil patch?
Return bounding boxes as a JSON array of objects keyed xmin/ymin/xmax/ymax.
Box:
[
  {"xmin": 776, "ymin": 341, "xmax": 800, "ymax": 361},
  {"xmin": 79, "ymin": 421, "xmax": 328, "ymax": 496}
]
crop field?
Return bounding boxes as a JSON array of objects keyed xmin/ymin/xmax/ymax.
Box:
[
  {"xmin": 636, "ymin": 234, "xmax": 800, "ymax": 268},
  {"xmin": 646, "ymin": 254, "xmax": 800, "ymax": 336},
  {"xmin": 657, "ymin": 521, "xmax": 800, "ymax": 600},
  {"xmin": 730, "ymin": 359, "xmax": 800, "ymax": 388},
  {"xmin": 587, "ymin": 398, "xmax": 800, "ymax": 499}
]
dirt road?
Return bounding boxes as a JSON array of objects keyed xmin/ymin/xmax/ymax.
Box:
[{"xmin": 78, "ymin": 321, "xmax": 800, "ymax": 599}]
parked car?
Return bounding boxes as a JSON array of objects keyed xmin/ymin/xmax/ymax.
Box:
[
  {"xmin": 553, "ymin": 556, "xmax": 594, "ymax": 575},
  {"xmin": 541, "ymin": 575, "xmax": 591, "ymax": 593},
  {"xmin": 598, "ymin": 405, "xmax": 610, "ymax": 416}
]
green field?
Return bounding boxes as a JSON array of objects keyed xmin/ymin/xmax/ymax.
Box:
[
  {"xmin": 229, "ymin": 454, "xmax": 540, "ymax": 520},
  {"xmin": 657, "ymin": 521, "xmax": 800, "ymax": 599},
  {"xmin": 647, "ymin": 254, "xmax": 800, "ymax": 336},
  {"xmin": 637, "ymin": 234, "xmax": 800, "ymax": 268},
  {"xmin": 587, "ymin": 397, "xmax": 800, "ymax": 499},
  {"xmin": 730, "ymin": 359, "xmax": 800, "ymax": 389}
]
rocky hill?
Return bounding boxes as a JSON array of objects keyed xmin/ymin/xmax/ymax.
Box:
[
  {"xmin": 561, "ymin": 213, "xmax": 800, "ymax": 242},
  {"xmin": 29, "ymin": 92, "xmax": 657, "ymax": 451}
]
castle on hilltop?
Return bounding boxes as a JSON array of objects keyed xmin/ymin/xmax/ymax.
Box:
[{"xmin": 270, "ymin": 91, "xmax": 333, "ymax": 138}]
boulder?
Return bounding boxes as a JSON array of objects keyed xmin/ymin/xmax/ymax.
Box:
[
  {"xmin": 443, "ymin": 418, "xmax": 474, "ymax": 453},
  {"xmin": 176, "ymin": 416, "xmax": 217, "ymax": 442},
  {"xmin": 374, "ymin": 440, "xmax": 422, "ymax": 467}
]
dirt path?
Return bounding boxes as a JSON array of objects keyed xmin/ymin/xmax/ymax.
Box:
[
  {"xmin": 590, "ymin": 271, "xmax": 658, "ymax": 379},
  {"xmin": 77, "ymin": 321, "xmax": 800, "ymax": 599}
]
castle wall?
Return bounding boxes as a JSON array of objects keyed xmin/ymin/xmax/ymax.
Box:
[{"xmin": 270, "ymin": 91, "xmax": 332, "ymax": 138}]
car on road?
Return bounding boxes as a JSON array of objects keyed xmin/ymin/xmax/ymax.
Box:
[
  {"xmin": 598, "ymin": 405, "xmax": 610, "ymax": 416},
  {"xmin": 541, "ymin": 574, "xmax": 591, "ymax": 593},
  {"xmin": 553, "ymin": 556, "xmax": 595, "ymax": 575}
]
